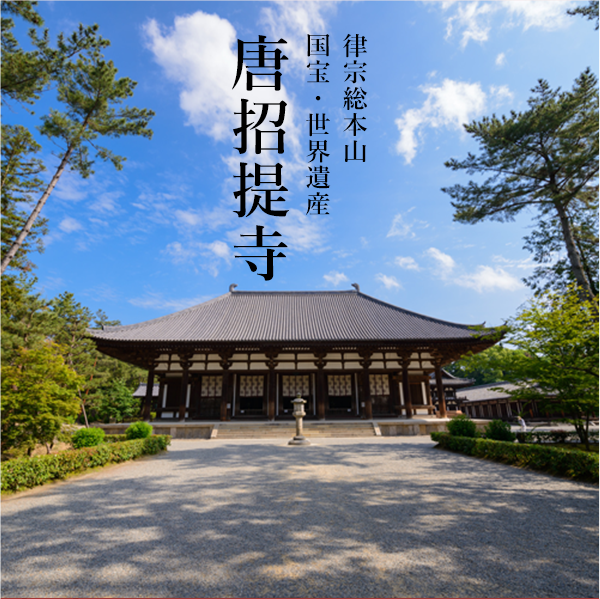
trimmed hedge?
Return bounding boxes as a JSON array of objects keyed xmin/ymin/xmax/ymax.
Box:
[
  {"xmin": 446, "ymin": 414, "xmax": 477, "ymax": 438},
  {"xmin": 1, "ymin": 435, "xmax": 171, "ymax": 493},
  {"xmin": 516, "ymin": 430, "xmax": 600, "ymax": 444},
  {"xmin": 431, "ymin": 432, "xmax": 598, "ymax": 484},
  {"xmin": 104, "ymin": 434, "xmax": 127, "ymax": 443}
]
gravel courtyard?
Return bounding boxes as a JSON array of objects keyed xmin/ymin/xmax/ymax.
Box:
[{"xmin": 2, "ymin": 437, "xmax": 598, "ymax": 598}]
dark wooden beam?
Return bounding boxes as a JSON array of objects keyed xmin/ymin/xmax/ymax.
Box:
[
  {"xmin": 219, "ymin": 351, "xmax": 233, "ymax": 421},
  {"xmin": 142, "ymin": 365, "xmax": 155, "ymax": 420},
  {"xmin": 313, "ymin": 352, "xmax": 327, "ymax": 420},
  {"xmin": 434, "ymin": 361, "xmax": 447, "ymax": 418}
]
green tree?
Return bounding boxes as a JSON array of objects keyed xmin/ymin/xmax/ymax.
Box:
[
  {"xmin": 93, "ymin": 378, "xmax": 140, "ymax": 423},
  {"xmin": 446, "ymin": 344, "xmax": 528, "ymax": 386},
  {"xmin": 443, "ymin": 70, "xmax": 599, "ymax": 300},
  {"xmin": 567, "ymin": 1, "xmax": 599, "ymax": 29},
  {"xmin": 1, "ymin": 125, "xmax": 47, "ymax": 271},
  {"xmin": 1, "ymin": 342, "xmax": 82, "ymax": 455},
  {"xmin": 1, "ymin": 274, "xmax": 57, "ymax": 362},
  {"xmin": 522, "ymin": 196, "xmax": 599, "ymax": 297},
  {"xmin": 1, "ymin": 0, "xmax": 105, "ymax": 107},
  {"xmin": 503, "ymin": 287, "xmax": 599, "ymax": 450},
  {"xmin": 1, "ymin": 38, "xmax": 154, "ymax": 274}
]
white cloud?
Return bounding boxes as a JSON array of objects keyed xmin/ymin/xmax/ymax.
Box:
[
  {"xmin": 206, "ymin": 240, "xmax": 231, "ymax": 262},
  {"xmin": 174, "ymin": 209, "xmax": 203, "ymax": 227},
  {"xmin": 387, "ymin": 212, "xmax": 416, "ymax": 239},
  {"xmin": 426, "ymin": 247, "xmax": 456, "ymax": 271},
  {"xmin": 53, "ymin": 171, "xmax": 88, "ymax": 202},
  {"xmin": 58, "ymin": 216, "xmax": 83, "ymax": 233},
  {"xmin": 445, "ymin": 1, "xmax": 495, "ymax": 47},
  {"xmin": 90, "ymin": 192, "xmax": 123, "ymax": 214},
  {"xmin": 491, "ymin": 255, "xmax": 536, "ymax": 270},
  {"xmin": 395, "ymin": 79, "xmax": 512, "ymax": 163},
  {"xmin": 455, "ymin": 266, "xmax": 523, "ymax": 293},
  {"xmin": 144, "ymin": 11, "xmax": 302, "ymax": 166},
  {"xmin": 495, "ymin": 52, "xmax": 506, "ymax": 67},
  {"xmin": 441, "ymin": 1, "xmax": 572, "ymax": 48},
  {"xmin": 395, "ymin": 256, "xmax": 420, "ymax": 270},
  {"xmin": 323, "ymin": 271, "xmax": 349, "ymax": 287},
  {"xmin": 260, "ymin": 1, "xmax": 338, "ymax": 76},
  {"xmin": 376, "ymin": 273, "xmax": 401, "ymax": 290},
  {"xmin": 163, "ymin": 241, "xmax": 198, "ymax": 263},
  {"xmin": 129, "ymin": 292, "xmax": 214, "ymax": 312},
  {"xmin": 502, "ymin": 1, "xmax": 572, "ymax": 31},
  {"xmin": 424, "ymin": 247, "xmax": 524, "ymax": 293}
]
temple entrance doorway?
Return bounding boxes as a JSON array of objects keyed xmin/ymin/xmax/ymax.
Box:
[
  {"xmin": 235, "ymin": 375, "xmax": 266, "ymax": 417},
  {"xmin": 371, "ymin": 374, "xmax": 393, "ymax": 416},
  {"xmin": 279, "ymin": 375, "xmax": 313, "ymax": 419},
  {"xmin": 326, "ymin": 375, "xmax": 356, "ymax": 418},
  {"xmin": 190, "ymin": 376, "xmax": 222, "ymax": 420}
]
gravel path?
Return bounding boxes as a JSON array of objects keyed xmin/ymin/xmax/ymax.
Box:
[{"xmin": 2, "ymin": 437, "xmax": 598, "ymax": 598}]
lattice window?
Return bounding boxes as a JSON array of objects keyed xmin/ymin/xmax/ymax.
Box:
[
  {"xmin": 327, "ymin": 375, "xmax": 352, "ymax": 396},
  {"xmin": 239, "ymin": 376, "xmax": 264, "ymax": 397},
  {"xmin": 369, "ymin": 374, "xmax": 390, "ymax": 396},
  {"xmin": 282, "ymin": 375, "xmax": 310, "ymax": 397},
  {"xmin": 201, "ymin": 376, "xmax": 222, "ymax": 397}
]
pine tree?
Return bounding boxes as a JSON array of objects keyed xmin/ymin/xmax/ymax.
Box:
[{"xmin": 443, "ymin": 70, "xmax": 599, "ymax": 300}]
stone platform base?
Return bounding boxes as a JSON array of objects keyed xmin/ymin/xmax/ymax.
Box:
[{"xmin": 96, "ymin": 418, "xmax": 490, "ymax": 440}]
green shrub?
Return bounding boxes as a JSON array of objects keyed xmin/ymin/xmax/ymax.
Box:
[
  {"xmin": 71, "ymin": 427, "xmax": 105, "ymax": 449},
  {"xmin": 484, "ymin": 419, "xmax": 516, "ymax": 442},
  {"xmin": 125, "ymin": 421, "xmax": 153, "ymax": 440},
  {"xmin": 446, "ymin": 414, "xmax": 477, "ymax": 438},
  {"xmin": 430, "ymin": 432, "xmax": 598, "ymax": 483},
  {"xmin": 1, "ymin": 435, "xmax": 171, "ymax": 493},
  {"xmin": 104, "ymin": 434, "xmax": 127, "ymax": 443}
]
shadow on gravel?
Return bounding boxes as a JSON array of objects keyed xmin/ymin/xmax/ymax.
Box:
[{"xmin": 2, "ymin": 440, "xmax": 598, "ymax": 598}]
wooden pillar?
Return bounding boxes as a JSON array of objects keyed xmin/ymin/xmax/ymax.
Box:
[
  {"xmin": 219, "ymin": 352, "xmax": 233, "ymax": 421},
  {"xmin": 268, "ymin": 369, "xmax": 277, "ymax": 421},
  {"xmin": 156, "ymin": 378, "xmax": 165, "ymax": 419},
  {"xmin": 358, "ymin": 351, "xmax": 373, "ymax": 420},
  {"xmin": 316, "ymin": 369, "xmax": 326, "ymax": 420},
  {"xmin": 425, "ymin": 377, "xmax": 434, "ymax": 415},
  {"xmin": 390, "ymin": 373, "xmax": 402, "ymax": 417},
  {"xmin": 220, "ymin": 371, "xmax": 233, "ymax": 421},
  {"xmin": 178, "ymin": 359, "xmax": 191, "ymax": 421},
  {"xmin": 312, "ymin": 353, "xmax": 327, "ymax": 420},
  {"xmin": 362, "ymin": 369, "xmax": 372, "ymax": 419},
  {"xmin": 266, "ymin": 352, "xmax": 278, "ymax": 421},
  {"xmin": 142, "ymin": 366, "xmax": 155, "ymax": 420},
  {"xmin": 434, "ymin": 362, "xmax": 447, "ymax": 418},
  {"xmin": 401, "ymin": 360, "xmax": 413, "ymax": 419}
]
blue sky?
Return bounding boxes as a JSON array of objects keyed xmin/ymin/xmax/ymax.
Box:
[{"xmin": 9, "ymin": 1, "xmax": 598, "ymax": 328}]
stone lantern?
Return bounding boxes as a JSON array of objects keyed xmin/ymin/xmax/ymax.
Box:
[{"xmin": 288, "ymin": 394, "xmax": 311, "ymax": 445}]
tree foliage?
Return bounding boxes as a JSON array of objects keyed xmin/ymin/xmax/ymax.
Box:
[
  {"xmin": 1, "ymin": 3, "xmax": 154, "ymax": 274},
  {"xmin": 1, "ymin": 342, "xmax": 82, "ymax": 455},
  {"xmin": 567, "ymin": 1, "xmax": 599, "ymax": 29},
  {"xmin": 446, "ymin": 344, "xmax": 528, "ymax": 386},
  {"xmin": 443, "ymin": 70, "xmax": 599, "ymax": 300},
  {"xmin": 503, "ymin": 287, "xmax": 599, "ymax": 448},
  {"xmin": 1, "ymin": 125, "xmax": 47, "ymax": 271},
  {"xmin": 522, "ymin": 196, "xmax": 599, "ymax": 297}
]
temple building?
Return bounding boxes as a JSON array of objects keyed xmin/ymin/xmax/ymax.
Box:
[{"xmin": 90, "ymin": 285, "xmax": 500, "ymax": 422}]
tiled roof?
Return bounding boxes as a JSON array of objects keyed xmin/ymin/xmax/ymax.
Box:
[
  {"xmin": 429, "ymin": 369, "xmax": 474, "ymax": 387},
  {"xmin": 90, "ymin": 289, "xmax": 494, "ymax": 344},
  {"xmin": 458, "ymin": 382, "xmax": 518, "ymax": 402}
]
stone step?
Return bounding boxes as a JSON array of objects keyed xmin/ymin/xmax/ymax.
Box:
[{"xmin": 215, "ymin": 422, "xmax": 376, "ymax": 439}]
